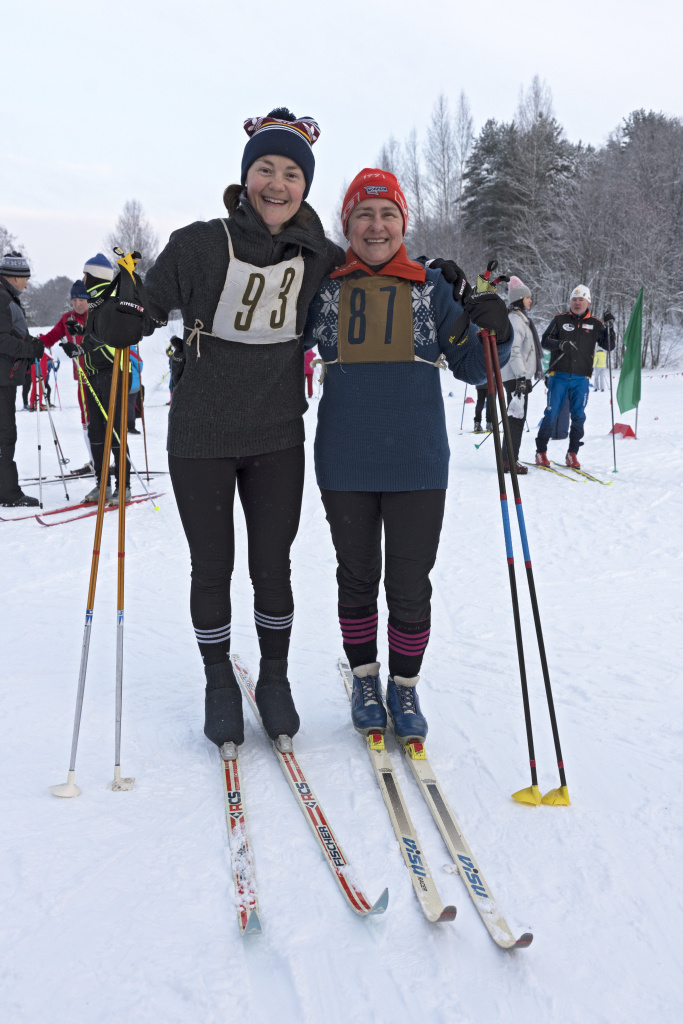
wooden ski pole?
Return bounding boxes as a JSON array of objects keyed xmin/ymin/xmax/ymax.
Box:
[{"xmin": 50, "ymin": 357, "xmax": 122, "ymax": 798}]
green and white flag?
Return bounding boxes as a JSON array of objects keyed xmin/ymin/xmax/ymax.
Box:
[{"xmin": 616, "ymin": 288, "xmax": 643, "ymax": 415}]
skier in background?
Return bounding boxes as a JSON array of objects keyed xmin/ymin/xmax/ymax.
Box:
[
  {"xmin": 500, "ymin": 275, "xmax": 544, "ymax": 474},
  {"xmin": 0, "ymin": 251, "xmax": 43, "ymax": 507},
  {"xmin": 473, "ymin": 383, "xmax": 490, "ymax": 433},
  {"xmin": 304, "ymin": 346, "xmax": 316, "ymax": 397},
  {"xmin": 535, "ymin": 285, "xmax": 615, "ymax": 469},
  {"xmin": 592, "ymin": 346, "xmax": 609, "ymax": 391},
  {"xmin": 39, "ymin": 280, "xmax": 93, "ymax": 473}
]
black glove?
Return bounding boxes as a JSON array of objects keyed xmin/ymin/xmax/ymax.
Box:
[
  {"xmin": 29, "ymin": 337, "xmax": 44, "ymax": 359},
  {"xmin": 60, "ymin": 340, "xmax": 84, "ymax": 359},
  {"xmin": 426, "ymin": 258, "xmax": 472, "ymax": 303},
  {"xmin": 560, "ymin": 337, "xmax": 577, "ymax": 354},
  {"xmin": 603, "ymin": 310, "xmax": 615, "ymax": 324},
  {"xmin": 464, "ymin": 292, "xmax": 512, "ymax": 344},
  {"xmin": 66, "ymin": 318, "xmax": 86, "ymax": 336},
  {"xmin": 514, "ymin": 377, "xmax": 530, "ymax": 395}
]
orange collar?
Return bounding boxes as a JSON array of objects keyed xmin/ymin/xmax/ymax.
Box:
[{"xmin": 330, "ymin": 243, "xmax": 426, "ymax": 283}]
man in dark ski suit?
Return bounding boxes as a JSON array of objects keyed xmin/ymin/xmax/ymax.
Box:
[
  {"xmin": 0, "ymin": 252, "xmax": 44, "ymax": 507},
  {"xmin": 535, "ymin": 284, "xmax": 615, "ymax": 469}
]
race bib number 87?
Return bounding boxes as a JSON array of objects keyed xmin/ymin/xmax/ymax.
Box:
[{"xmin": 338, "ymin": 276, "xmax": 414, "ymax": 363}]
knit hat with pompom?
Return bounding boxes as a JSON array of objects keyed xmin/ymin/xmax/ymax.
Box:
[{"xmin": 508, "ymin": 275, "xmax": 531, "ymax": 304}]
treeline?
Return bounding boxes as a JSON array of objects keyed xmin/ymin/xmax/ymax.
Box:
[{"xmin": 375, "ymin": 78, "xmax": 683, "ymax": 367}]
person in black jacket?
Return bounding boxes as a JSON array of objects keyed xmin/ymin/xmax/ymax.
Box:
[
  {"xmin": 0, "ymin": 252, "xmax": 44, "ymax": 507},
  {"xmin": 61, "ymin": 253, "xmax": 133, "ymax": 503},
  {"xmin": 535, "ymin": 285, "xmax": 615, "ymax": 469},
  {"xmin": 88, "ymin": 108, "xmax": 345, "ymax": 749}
]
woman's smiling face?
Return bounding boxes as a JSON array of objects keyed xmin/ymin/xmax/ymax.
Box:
[
  {"xmin": 246, "ymin": 155, "xmax": 306, "ymax": 234},
  {"xmin": 346, "ymin": 199, "xmax": 404, "ymax": 266}
]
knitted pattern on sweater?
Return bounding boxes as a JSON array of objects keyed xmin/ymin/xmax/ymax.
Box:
[
  {"xmin": 145, "ymin": 198, "xmax": 343, "ymax": 458},
  {"xmin": 304, "ymin": 269, "xmax": 512, "ymax": 491}
]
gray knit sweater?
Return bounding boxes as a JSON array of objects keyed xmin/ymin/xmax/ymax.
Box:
[{"xmin": 145, "ymin": 198, "xmax": 343, "ymax": 458}]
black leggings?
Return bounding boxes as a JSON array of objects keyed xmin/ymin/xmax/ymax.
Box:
[
  {"xmin": 169, "ymin": 445, "xmax": 305, "ymax": 666},
  {"xmin": 320, "ymin": 489, "xmax": 446, "ymax": 678}
]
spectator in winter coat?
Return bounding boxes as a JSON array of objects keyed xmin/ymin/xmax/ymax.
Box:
[
  {"xmin": 38, "ymin": 280, "xmax": 93, "ymax": 471},
  {"xmin": 304, "ymin": 346, "xmax": 316, "ymax": 397},
  {"xmin": 592, "ymin": 347, "xmax": 609, "ymax": 391},
  {"xmin": 473, "ymin": 383, "xmax": 491, "ymax": 432},
  {"xmin": 0, "ymin": 252, "xmax": 44, "ymax": 507},
  {"xmin": 535, "ymin": 285, "xmax": 615, "ymax": 469},
  {"xmin": 128, "ymin": 346, "xmax": 142, "ymax": 433},
  {"xmin": 500, "ymin": 276, "xmax": 544, "ymax": 474},
  {"xmin": 304, "ymin": 167, "xmax": 512, "ymax": 744}
]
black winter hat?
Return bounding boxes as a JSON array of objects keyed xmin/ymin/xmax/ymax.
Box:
[{"xmin": 240, "ymin": 107, "xmax": 320, "ymax": 199}]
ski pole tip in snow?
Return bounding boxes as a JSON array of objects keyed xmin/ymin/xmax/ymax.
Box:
[
  {"xmin": 511, "ymin": 784, "xmax": 542, "ymax": 806},
  {"xmin": 49, "ymin": 770, "xmax": 81, "ymax": 798},
  {"xmin": 110, "ymin": 766, "xmax": 135, "ymax": 792},
  {"xmin": 541, "ymin": 785, "xmax": 571, "ymax": 806}
]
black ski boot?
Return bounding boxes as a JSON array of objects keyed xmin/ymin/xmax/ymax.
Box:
[
  {"xmin": 255, "ymin": 658, "xmax": 300, "ymax": 740},
  {"xmin": 204, "ymin": 661, "xmax": 244, "ymax": 746}
]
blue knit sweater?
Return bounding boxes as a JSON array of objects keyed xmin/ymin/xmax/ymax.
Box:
[{"xmin": 304, "ymin": 268, "xmax": 512, "ymax": 491}]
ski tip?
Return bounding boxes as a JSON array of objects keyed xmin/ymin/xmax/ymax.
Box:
[
  {"xmin": 541, "ymin": 785, "xmax": 571, "ymax": 806},
  {"xmin": 243, "ymin": 909, "xmax": 262, "ymax": 936},
  {"xmin": 515, "ymin": 932, "xmax": 534, "ymax": 948},
  {"xmin": 438, "ymin": 905, "xmax": 457, "ymax": 923},
  {"xmin": 511, "ymin": 784, "xmax": 542, "ymax": 806},
  {"xmin": 368, "ymin": 888, "xmax": 389, "ymax": 916}
]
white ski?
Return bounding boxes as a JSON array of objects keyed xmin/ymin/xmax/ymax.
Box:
[
  {"xmin": 338, "ymin": 660, "xmax": 456, "ymax": 924},
  {"xmin": 343, "ymin": 657, "xmax": 533, "ymax": 948}
]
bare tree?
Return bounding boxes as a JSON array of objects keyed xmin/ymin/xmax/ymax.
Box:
[
  {"xmin": 105, "ymin": 199, "xmax": 159, "ymax": 278},
  {"xmin": 516, "ymin": 75, "xmax": 554, "ymax": 131},
  {"xmin": 0, "ymin": 224, "xmax": 26, "ymax": 263},
  {"xmin": 375, "ymin": 136, "xmax": 402, "ymax": 176}
]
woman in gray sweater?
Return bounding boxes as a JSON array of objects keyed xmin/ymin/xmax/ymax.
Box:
[{"xmin": 142, "ymin": 109, "xmax": 343, "ymax": 748}]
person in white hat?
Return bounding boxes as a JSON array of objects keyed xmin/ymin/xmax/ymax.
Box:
[{"xmin": 535, "ymin": 285, "xmax": 615, "ymax": 469}]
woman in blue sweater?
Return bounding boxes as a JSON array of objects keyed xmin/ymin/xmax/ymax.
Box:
[{"xmin": 304, "ymin": 168, "xmax": 512, "ymax": 743}]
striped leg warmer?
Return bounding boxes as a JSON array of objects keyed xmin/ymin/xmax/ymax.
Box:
[
  {"xmin": 194, "ymin": 621, "xmax": 231, "ymax": 667},
  {"xmin": 387, "ymin": 615, "xmax": 431, "ymax": 678},
  {"xmin": 254, "ymin": 607, "xmax": 294, "ymax": 660},
  {"xmin": 339, "ymin": 604, "xmax": 378, "ymax": 670}
]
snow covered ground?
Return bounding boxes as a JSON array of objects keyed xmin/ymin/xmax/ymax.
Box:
[{"xmin": 2, "ymin": 328, "xmax": 682, "ymax": 1023}]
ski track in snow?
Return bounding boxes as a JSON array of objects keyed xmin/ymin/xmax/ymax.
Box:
[{"xmin": 2, "ymin": 327, "xmax": 682, "ymax": 1023}]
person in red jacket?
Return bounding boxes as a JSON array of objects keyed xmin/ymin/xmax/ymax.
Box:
[
  {"xmin": 39, "ymin": 280, "xmax": 93, "ymax": 472},
  {"xmin": 304, "ymin": 345, "xmax": 316, "ymax": 397}
]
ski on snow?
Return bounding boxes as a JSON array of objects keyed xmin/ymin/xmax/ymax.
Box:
[
  {"xmin": 219, "ymin": 741, "xmax": 261, "ymax": 936},
  {"xmin": 338, "ymin": 660, "xmax": 456, "ymax": 925},
  {"xmin": 35, "ymin": 493, "xmax": 163, "ymax": 526},
  {"xmin": 231, "ymin": 653, "xmax": 389, "ymax": 920},
  {"xmin": 339, "ymin": 659, "xmax": 532, "ymax": 947},
  {"xmin": 551, "ymin": 462, "xmax": 613, "ymax": 485},
  {"xmin": 522, "ymin": 461, "xmax": 583, "ymax": 482}
]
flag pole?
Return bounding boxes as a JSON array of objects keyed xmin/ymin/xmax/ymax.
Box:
[{"xmin": 635, "ymin": 402, "xmax": 639, "ymax": 440}]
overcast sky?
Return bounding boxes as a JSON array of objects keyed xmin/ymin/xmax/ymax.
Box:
[{"xmin": 3, "ymin": 0, "xmax": 682, "ymax": 283}]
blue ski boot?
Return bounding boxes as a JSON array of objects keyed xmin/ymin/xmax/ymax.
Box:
[
  {"xmin": 350, "ymin": 663, "xmax": 387, "ymax": 735},
  {"xmin": 386, "ymin": 675, "xmax": 428, "ymax": 744}
]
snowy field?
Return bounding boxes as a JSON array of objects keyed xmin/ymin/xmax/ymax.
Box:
[{"xmin": 2, "ymin": 327, "xmax": 682, "ymax": 1024}]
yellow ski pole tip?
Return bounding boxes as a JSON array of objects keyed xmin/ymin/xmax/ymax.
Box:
[
  {"xmin": 541, "ymin": 785, "xmax": 571, "ymax": 806},
  {"xmin": 511, "ymin": 784, "xmax": 542, "ymax": 806}
]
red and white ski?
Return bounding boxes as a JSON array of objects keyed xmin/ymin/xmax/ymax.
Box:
[
  {"xmin": 231, "ymin": 653, "xmax": 388, "ymax": 919},
  {"xmin": 220, "ymin": 742, "xmax": 261, "ymax": 936}
]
